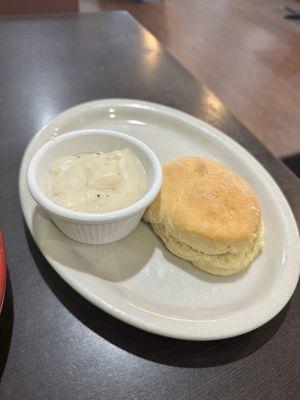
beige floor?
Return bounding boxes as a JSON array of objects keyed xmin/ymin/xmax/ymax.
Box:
[{"xmin": 80, "ymin": 0, "xmax": 300, "ymax": 157}]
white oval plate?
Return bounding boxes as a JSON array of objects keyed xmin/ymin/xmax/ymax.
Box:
[{"xmin": 19, "ymin": 99, "xmax": 300, "ymax": 340}]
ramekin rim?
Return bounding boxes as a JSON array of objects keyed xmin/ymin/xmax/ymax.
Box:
[{"xmin": 27, "ymin": 129, "xmax": 162, "ymax": 222}]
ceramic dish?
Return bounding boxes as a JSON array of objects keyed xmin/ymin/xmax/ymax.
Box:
[
  {"xmin": 19, "ymin": 99, "xmax": 300, "ymax": 340},
  {"xmin": 27, "ymin": 129, "xmax": 162, "ymax": 244}
]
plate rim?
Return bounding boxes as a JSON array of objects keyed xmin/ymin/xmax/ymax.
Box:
[{"xmin": 19, "ymin": 98, "xmax": 300, "ymax": 340}]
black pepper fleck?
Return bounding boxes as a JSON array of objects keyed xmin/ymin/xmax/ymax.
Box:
[{"xmin": 97, "ymin": 194, "xmax": 100, "ymax": 198}]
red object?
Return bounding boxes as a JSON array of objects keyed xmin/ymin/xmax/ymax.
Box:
[{"xmin": 0, "ymin": 230, "xmax": 6, "ymax": 312}]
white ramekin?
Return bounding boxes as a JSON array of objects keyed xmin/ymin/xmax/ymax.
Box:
[{"xmin": 27, "ymin": 129, "xmax": 162, "ymax": 244}]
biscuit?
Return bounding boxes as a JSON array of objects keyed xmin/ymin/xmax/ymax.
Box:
[{"xmin": 144, "ymin": 157, "xmax": 264, "ymax": 276}]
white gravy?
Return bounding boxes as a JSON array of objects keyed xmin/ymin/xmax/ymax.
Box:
[{"xmin": 45, "ymin": 148, "xmax": 147, "ymax": 213}]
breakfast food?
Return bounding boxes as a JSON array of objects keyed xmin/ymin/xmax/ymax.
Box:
[
  {"xmin": 45, "ymin": 148, "xmax": 147, "ymax": 213},
  {"xmin": 144, "ymin": 157, "xmax": 264, "ymax": 276}
]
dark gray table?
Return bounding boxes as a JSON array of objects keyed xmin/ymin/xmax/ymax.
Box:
[{"xmin": 0, "ymin": 12, "xmax": 299, "ymax": 400}]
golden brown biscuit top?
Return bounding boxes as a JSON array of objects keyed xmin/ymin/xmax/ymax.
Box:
[{"xmin": 144, "ymin": 157, "xmax": 262, "ymax": 254}]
